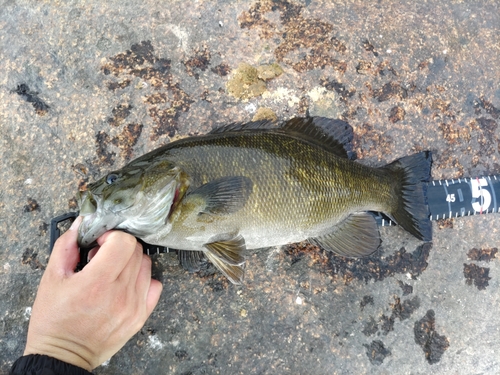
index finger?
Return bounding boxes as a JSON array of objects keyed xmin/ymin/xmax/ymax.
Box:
[
  {"xmin": 83, "ymin": 231, "xmax": 139, "ymax": 281},
  {"xmin": 47, "ymin": 216, "xmax": 82, "ymax": 277}
]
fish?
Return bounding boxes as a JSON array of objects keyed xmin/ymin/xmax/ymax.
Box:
[{"xmin": 77, "ymin": 117, "xmax": 432, "ymax": 284}]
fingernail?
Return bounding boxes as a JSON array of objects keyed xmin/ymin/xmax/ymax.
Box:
[{"xmin": 70, "ymin": 216, "xmax": 83, "ymax": 231}]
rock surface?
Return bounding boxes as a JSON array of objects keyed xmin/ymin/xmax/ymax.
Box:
[{"xmin": 1, "ymin": 1, "xmax": 499, "ymax": 374}]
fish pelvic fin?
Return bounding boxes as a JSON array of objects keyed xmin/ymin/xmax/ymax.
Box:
[
  {"xmin": 203, "ymin": 234, "xmax": 246, "ymax": 284},
  {"xmin": 309, "ymin": 212, "xmax": 381, "ymax": 257},
  {"xmin": 385, "ymin": 151, "xmax": 433, "ymax": 241}
]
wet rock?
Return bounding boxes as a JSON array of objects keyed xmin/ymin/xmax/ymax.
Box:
[
  {"xmin": 414, "ymin": 310, "xmax": 449, "ymax": 364},
  {"xmin": 467, "ymin": 247, "xmax": 498, "ymax": 262},
  {"xmin": 12, "ymin": 84, "xmax": 50, "ymax": 116},
  {"xmin": 363, "ymin": 340, "xmax": 391, "ymax": 365},
  {"xmin": 463, "ymin": 263, "xmax": 491, "ymax": 290}
]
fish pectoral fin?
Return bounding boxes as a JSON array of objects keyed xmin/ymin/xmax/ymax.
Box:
[
  {"xmin": 191, "ymin": 176, "xmax": 253, "ymax": 215},
  {"xmin": 203, "ymin": 235, "xmax": 247, "ymax": 284},
  {"xmin": 310, "ymin": 212, "xmax": 381, "ymax": 257},
  {"xmin": 178, "ymin": 250, "xmax": 205, "ymax": 272}
]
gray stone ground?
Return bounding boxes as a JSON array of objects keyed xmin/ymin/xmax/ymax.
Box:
[{"xmin": 1, "ymin": 1, "xmax": 499, "ymax": 374}]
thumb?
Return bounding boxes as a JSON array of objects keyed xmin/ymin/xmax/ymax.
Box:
[
  {"xmin": 48, "ymin": 216, "xmax": 82, "ymax": 275},
  {"xmin": 146, "ymin": 279, "xmax": 163, "ymax": 317}
]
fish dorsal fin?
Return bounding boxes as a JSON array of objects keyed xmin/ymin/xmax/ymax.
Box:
[
  {"xmin": 178, "ymin": 250, "xmax": 205, "ymax": 272},
  {"xmin": 208, "ymin": 120, "xmax": 276, "ymax": 134},
  {"xmin": 309, "ymin": 212, "xmax": 380, "ymax": 257},
  {"xmin": 204, "ymin": 234, "xmax": 246, "ymax": 284},
  {"xmin": 209, "ymin": 117, "xmax": 355, "ymax": 159},
  {"xmin": 191, "ymin": 176, "xmax": 253, "ymax": 215},
  {"xmin": 281, "ymin": 117, "xmax": 356, "ymax": 160}
]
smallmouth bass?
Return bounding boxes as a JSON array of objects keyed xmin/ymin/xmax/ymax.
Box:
[{"xmin": 77, "ymin": 117, "xmax": 432, "ymax": 284}]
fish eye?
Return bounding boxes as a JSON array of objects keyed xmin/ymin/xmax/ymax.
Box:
[{"xmin": 106, "ymin": 173, "xmax": 119, "ymax": 184}]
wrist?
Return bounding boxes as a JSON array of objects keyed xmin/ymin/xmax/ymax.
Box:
[
  {"xmin": 24, "ymin": 340, "xmax": 94, "ymax": 372},
  {"xmin": 11, "ymin": 354, "xmax": 93, "ymax": 375}
]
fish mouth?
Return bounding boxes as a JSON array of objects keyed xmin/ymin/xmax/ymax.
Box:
[
  {"xmin": 77, "ymin": 190, "xmax": 123, "ymax": 247},
  {"xmin": 77, "ymin": 211, "xmax": 124, "ymax": 248},
  {"xmin": 76, "ymin": 190, "xmax": 100, "ymax": 247},
  {"xmin": 77, "ymin": 212, "xmax": 104, "ymax": 247}
]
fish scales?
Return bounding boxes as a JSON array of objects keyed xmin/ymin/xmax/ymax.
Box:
[{"xmin": 162, "ymin": 132, "xmax": 393, "ymax": 246}]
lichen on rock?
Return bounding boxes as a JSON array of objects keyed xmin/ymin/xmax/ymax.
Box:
[{"xmin": 226, "ymin": 62, "xmax": 283, "ymax": 100}]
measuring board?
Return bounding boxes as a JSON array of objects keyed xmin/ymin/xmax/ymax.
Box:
[
  {"xmin": 373, "ymin": 175, "xmax": 500, "ymax": 227},
  {"xmin": 50, "ymin": 175, "xmax": 500, "ymax": 261}
]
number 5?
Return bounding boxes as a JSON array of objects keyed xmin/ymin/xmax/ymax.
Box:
[{"xmin": 471, "ymin": 178, "xmax": 491, "ymax": 213}]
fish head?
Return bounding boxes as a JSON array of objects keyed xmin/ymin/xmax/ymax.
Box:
[{"xmin": 77, "ymin": 159, "xmax": 186, "ymax": 247}]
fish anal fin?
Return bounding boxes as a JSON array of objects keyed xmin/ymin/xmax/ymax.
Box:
[
  {"xmin": 203, "ymin": 234, "xmax": 246, "ymax": 284},
  {"xmin": 190, "ymin": 176, "xmax": 253, "ymax": 216},
  {"xmin": 178, "ymin": 250, "xmax": 205, "ymax": 273},
  {"xmin": 310, "ymin": 212, "xmax": 381, "ymax": 257}
]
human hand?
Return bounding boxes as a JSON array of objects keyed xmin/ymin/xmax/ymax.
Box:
[{"xmin": 23, "ymin": 217, "xmax": 163, "ymax": 371}]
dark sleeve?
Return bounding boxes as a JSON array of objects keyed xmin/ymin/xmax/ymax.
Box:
[{"xmin": 9, "ymin": 354, "xmax": 93, "ymax": 375}]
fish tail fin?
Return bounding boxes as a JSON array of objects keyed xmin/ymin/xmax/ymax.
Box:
[{"xmin": 385, "ymin": 151, "xmax": 432, "ymax": 241}]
